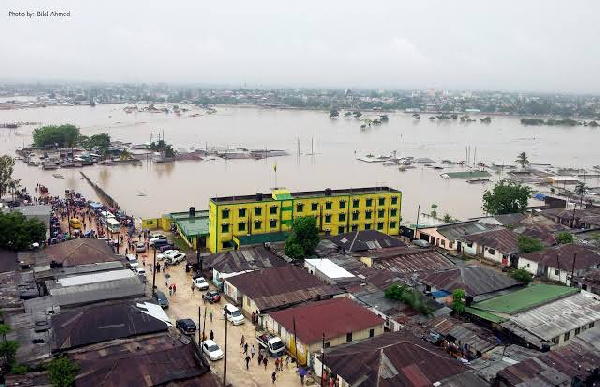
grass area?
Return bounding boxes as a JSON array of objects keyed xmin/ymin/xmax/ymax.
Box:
[{"xmin": 471, "ymin": 283, "xmax": 578, "ymax": 314}]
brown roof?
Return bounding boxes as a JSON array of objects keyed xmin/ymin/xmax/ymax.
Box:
[
  {"xmin": 513, "ymin": 223, "xmax": 569, "ymax": 246},
  {"xmin": 35, "ymin": 239, "xmax": 121, "ymax": 267},
  {"xmin": 225, "ymin": 266, "xmax": 343, "ymax": 311},
  {"xmin": 71, "ymin": 333, "xmax": 220, "ymax": 387},
  {"xmin": 369, "ymin": 248, "xmax": 455, "ymax": 274},
  {"xmin": 420, "ymin": 266, "xmax": 521, "ymax": 297},
  {"xmin": 328, "ymin": 230, "xmax": 405, "ymax": 252},
  {"xmin": 464, "ymin": 229, "xmax": 519, "ymax": 253},
  {"xmin": 204, "ymin": 245, "xmax": 287, "ymax": 274},
  {"xmin": 269, "ymin": 297, "xmax": 384, "ymax": 344},
  {"xmin": 521, "ymin": 243, "xmax": 600, "ymax": 271},
  {"xmin": 320, "ymin": 331, "xmax": 468, "ymax": 387},
  {"xmin": 428, "ymin": 316, "xmax": 498, "ymax": 354}
]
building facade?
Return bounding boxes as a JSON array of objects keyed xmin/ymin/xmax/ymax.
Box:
[{"xmin": 208, "ymin": 187, "xmax": 402, "ymax": 253}]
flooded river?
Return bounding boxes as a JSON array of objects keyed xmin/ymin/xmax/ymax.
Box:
[{"xmin": 0, "ymin": 104, "xmax": 598, "ymax": 222}]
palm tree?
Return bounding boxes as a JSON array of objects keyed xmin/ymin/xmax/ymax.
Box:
[
  {"xmin": 516, "ymin": 152, "xmax": 529, "ymax": 169},
  {"xmin": 571, "ymin": 182, "xmax": 587, "ymax": 227},
  {"xmin": 119, "ymin": 149, "xmax": 132, "ymax": 161}
]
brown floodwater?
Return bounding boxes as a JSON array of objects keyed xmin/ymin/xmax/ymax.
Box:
[{"xmin": 0, "ymin": 104, "xmax": 598, "ymax": 222}]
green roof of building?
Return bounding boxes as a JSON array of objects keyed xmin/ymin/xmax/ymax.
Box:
[
  {"xmin": 441, "ymin": 170, "xmax": 492, "ymax": 179},
  {"xmin": 464, "ymin": 307, "xmax": 507, "ymax": 324},
  {"xmin": 470, "ymin": 284, "xmax": 579, "ymax": 315},
  {"xmin": 167, "ymin": 210, "xmax": 209, "ymax": 221},
  {"xmin": 235, "ymin": 232, "xmax": 289, "ymax": 246},
  {"xmin": 176, "ymin": 217, "xmax": 209, "ymax": 238}
]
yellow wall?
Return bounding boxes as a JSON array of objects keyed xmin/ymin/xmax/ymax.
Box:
[
  {"xmin": 208, "ymin": 189, "xmax": 402, "ymax": 252},
  {"xmin": 142, "ymin": 218, "xmax": 160, "ymax": 230}
]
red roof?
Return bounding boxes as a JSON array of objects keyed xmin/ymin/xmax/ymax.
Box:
[{"xmin": 269, "ymin": 297, "xmax": 384, "ymax": 344}]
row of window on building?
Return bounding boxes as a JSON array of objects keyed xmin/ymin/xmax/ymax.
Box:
[
  {"xmin": 222, "ymin": 205, "xmax": 399, "ymax": 220},
  {"xmin": 221, "ymin": 220, "xmax": 398, "ymax": 234},
  {"xmin": 220, "ymin": 196, "xmax": 400, "ymax": 219},
  {"xmin": 551, "ymin": 321, "xmax": 595, "ymax": 344}
]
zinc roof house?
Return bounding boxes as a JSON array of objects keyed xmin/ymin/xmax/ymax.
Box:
[
  {"xmin": 416, "ymin": 221, "xmax": 495, "ymax": 252},
  {"xmin": 461, "ymin": 229, "xmax": 520, "ymax": 266},
  {"xmin": 20, "ymin": 238, "xmax": 122, "ymax": 269},
  {"xmin": 313, "ymin": 331, "xmax": 472, "ymax": 387},
  {"xmin": 265, "ymin": 297, "xmax": 385, "ymax": 366},
  {"xmin": 223, "ymin": 266, "xmax": 343, "ymax": 315},
  {"xmin": 328, "ymin": 230, "xmax": 405, "ymax": 253},
  {"xmin": 518, "ymin": 243, "xmax": 600, "ymax": 284}
]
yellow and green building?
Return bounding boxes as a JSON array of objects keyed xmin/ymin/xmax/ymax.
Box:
[{"xmin": 208, "ymin": 187, "xmax": 402, "ymax": 253}]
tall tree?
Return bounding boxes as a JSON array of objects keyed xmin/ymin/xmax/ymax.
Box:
[
  {"xmin": 0, "ymin": 211, "xmax": 47, "ymax": 251},
  {"xmin": 284, "ymin": 216, "xmax": 319, "ymax": 260},
  {"xmin": 33, "ymin": 124, "xmax": 80, "ymax": 148},
  {"xmin": 515, "ymin": 152, "xmax": 529, "ymax": 169},
  {"xmin": 482, "ymin": 181, "xmax": 531, "ymax": 215},
  {"xmin": 0, "ymin": 155, "xmax": 15, "ymax": 198},
  {"xmin": 451, "ymin": 289, "xmax": 466, "ymax": 315}
]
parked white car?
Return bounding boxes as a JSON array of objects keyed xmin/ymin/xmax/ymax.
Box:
[
  {"xmin": 202, "ymin": 340, "xmax": 224, "ymax": 361},
  {"xmin": 223, "ymin": 303, "xmax": 244, "ymax": 325},
  {"xmin": 126, "ymin": 254, "xmax": 139, "ymax": 269},
  {"xmin": 166, "ymin": 252, "xmax": 186, "ymax": 265},
  {"xmin": 157, "ymin": 250, "xmax": 179, "ymax": 261},
  {"xmin": 193, "ymin": 277, "xmax": 209, "ymax": 290}
]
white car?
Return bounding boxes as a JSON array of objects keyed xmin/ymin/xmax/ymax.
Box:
[
  {"xmin": 157, "ymin": 250, "xmax": 179, "ymax": 261},
  {"xmin": 126, "ymin": 254, "xmax": 139, "ymax": 269},
  {"xmin": 166, "ymin": 252, "xmax": 186, "ymax": 265},
  {"xmin": 193, "ymin": 277, "xmax": 209, "ymax": 290},
  {"xmin": 149, "ymin": 234, "xmax": 166, "ymax": 244},
  {"xmin": 202, "ymin": 340, "xmax": 224, "ymax": 361},
  {"xmin": 223, "ymin": 303, "xmax": 244, "ymax": 325},
  {"xmin": 135, "ymin": 267, "xmax": 146, "ymax": 277}
]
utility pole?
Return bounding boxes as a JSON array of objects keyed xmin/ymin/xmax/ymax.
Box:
[
  {"xmin": 152, "ymin": 248, "xmax": 157, "ymax": 297},
  {"xmin": 198, "ymin": 306, "xmax": 201, "ymax": 344},
  {"xmin": 293, "ymin": 316, "xmax": 299, "ymax": 370},
  {"xmin": 570, "ymin": 253, "xmax": 577, "ymax": 286},
  {"xmin": 320, "ymin": 332, "xmax": 326, "ymax": 387},
  {"xmin": 202, "ymin": 307, "xmax": 207, "ymax": 347},
  {"xmin": 415, "ymin": 205, "xmax": 421, "ymax": 239},
  {"xmin": 223, "ymin": 315, "xmax": 227, "ymax": 386}
]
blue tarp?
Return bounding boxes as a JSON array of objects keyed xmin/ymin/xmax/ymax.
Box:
[
  {"xmin": 533, "ymin": 193, "xmax": 546, "ymax": 201},
  {"xmin": 432, "ymin": 290, "xmax": 451, "ymax": 298}
]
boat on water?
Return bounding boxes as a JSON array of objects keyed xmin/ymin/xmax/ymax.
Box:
[
  {"xmin": 467, "ymin": 178, "xmax": 491, "ymax": 184},
  {"xmin": 357, "ymin": 154, "xmax": 389, "ymax": 163},
  {"xmin": 52, "ymin": 173, "xmax": 64, "ymax": 179},
  {"xmin": 42, "ymin": 162, "xmax": 59, "ymax": 170},
  {"xmin": 137, "ymin": 190, "xmax": 147, "ymax": 196},
  {"xmin": 412, "ymin": 113, "xmax": 421, "ymax": 119}
]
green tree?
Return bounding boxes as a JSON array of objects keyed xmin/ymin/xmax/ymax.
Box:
[
  {"xmin": 515, "ymin": 151, "xmax": 529, "ymax": 169},
  {"xmin": 32, "ymin": 124, "xmax": 80, "ymax": 148},
  {"xmin": 329, "ymin": 109, "xmax": 339, "ymax": 118},
  {"xmin": 164, "ymin": 145, "xmax": 177, "ymax": 158},
  {"xmin": 442, "ymin": 213, "xmax": 455, "ymax": 223},
  {"xmin": 0, "ymin": 211, "xmax": 47, "ymax": 251},
  {"xmin": 555, "ymin": 231, "xmax": 573, "ymax": 244},
  {"xmin": 119, "ymin": 149, "xmax": 132, "ymax": 161},
  {"xmin": 509, "ymin": 268, "xmax": 533, "ymax": 283},
  {"xmin": 284, "ymin": 241, "xmax": 303, "ymax": 260},
  {"xmin": 0, "ymin": 324, "xmax": 10, "ymax": 342},
  {"xmin": 284, "ymin": 216, "xmax": 320, "ymax": 259},
  {"xmin": 482, "ymin": 181, "xmax": 531, "ymax": 215},
  {"xmin": 82, "ymin": 133, "xmax": 111, "ymax": 152},
  {"xmin": 451, "ymin": 289, "xmax": 466, "ymax": 315},
  {"xmin": 0, "ymin": 155, "xmax": 15, "ymax": 198},
  {"xmin": 518, "ymin": 235, "xmax": 543, "ymax": 253},
  {"xmin": 47, "ymin": 356, "xmax": 79, "ymax": 387},
  {"xmin": 385, "ymin": 284, "xmax": 433, "ymax": 316}
]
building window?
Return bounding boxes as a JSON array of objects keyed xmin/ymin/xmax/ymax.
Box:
[
  {"xmin": 222, "ymin": 209, "xmax": 230, "ymax": 219},
  {"xmin": 552, "ymin": 337, "xmax": 559, "ymax": 344},
  {"xmin": 346, "ymin": 332, "xmax": 353, "ymax": 342},
  {"xmin": 324, "ymin": 342, "xmax": 331, "ymax": 349},
  {"xmin": 369, "ymin": 328, "xmax": 375, "ymax": 338},
  {"xmin": 238, "ymin": 208, "xmax": 246, "ymax": 217},
  {"xmin": 390, "ymin": 221, "xmax": 396, "ymax": 228},
  {"xmin": 555, "ymin": 269, "xmax": 560, "ymax": 276},
  {"xmin": 353, "ymin": 199, "xmax": 360, "ymax": 208},
  {"xmin": 575, "ymin": 327, "xmax": 581, "ymax": 335},
  {"xmin": 377, "ymin": 222, "xmax": 384, "ymax": 230},
  {"xmin": 339, "ymin": 213, "xmax": 346, "ymax": 222},
  {"xmin": 391, "ymin": 196, "xmax": 398, "ymax": 205},
  {"xmin": 590, "ymin": 322, "xmax": 595, "ymax": 328},
  {"xmin": 255, "ymin": 221, "xmax": 262, "ymax": 230},
  {"xmin": 467, "ymin": 242, "xmax": 473, "ymax": 248},
  {"xmin": 238, "ymin": 222, "xmax": 246, "ymax": 232},
  {"xmin": 564, "ymin": 332, "xmax": 570, "ymax": 341},
  {"xmin": 352, "ymin": 212, "xmax": 359, "ymax": 221},
  {"xmin": 254, "ymin": 207, "xmax": 262, "ymax": 216},
  {"xmin": 365, "ymin": 224, "xmax": 371, "ymax": 230},
  {"xmin": 488, "ymin": 248, "xmax": 495, "ymax": 255},
  {"xmin": 365, "ymin": 198, "xmax": 373, "ymax": 207},
  {"xmin": 325, "ymin": 215, "xmax": 331, "ymax": 223},
  {"xmin": 270, "ymin": 219, "xmax": 277, "ymax": 228},
  {"xmin": 378, "ymin": 209, "xmax": 385, "ymax": 218},
  {"xmin": 270, "ymin": 206, "xmax": 277, "ymax": 215},
  {"xmin": 391, "ymin": 209, "xmax": 397, "ymax": 217},
  {"xmin": 339, "ymin": 200, "xmax": 346, "ymax": 209},
  {"xmin": 325, "ymin": 201, "xmax": 332, "ymax": 210},
  {"xmin": 351, "ymin": 224, "xmax": 358, "ymax": 231},
  {"xmin": 378, "ymin": 198, "xmax": 385, "ymax": 206},
  {"xmin": 297, "ymin": 203, "xmax": 304, "ymax": 212},
  {"xmin": 311, "ymin": 203, "xmax": 318, "ymax": 211},
  {"xmin": 338, "ymin": 226, "xmax": 345, "ymax": 234},
  {"xmin": 441, "ymin": 240, "xmax": 446, "ymax": 247},
  {"xmin": 221, "ymin": 224, "xmax": 229, "ymax": 233},
  {"xmin": 365, "ymin": 211, "xmax": 372, "ymax": 220}
]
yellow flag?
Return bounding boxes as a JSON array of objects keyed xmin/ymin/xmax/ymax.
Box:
[{"xmin": 273, "ymin": 163, "xmax": 277, "ymax": 172}]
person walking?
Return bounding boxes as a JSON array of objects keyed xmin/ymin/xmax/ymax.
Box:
[
  {"xmin": 209, "ymin": 330, "xmax": 214, "ymax": 341},
  {"xmin": 271, "ymin": 371, "xmax": 276, "ymax": 384},
  {"xmin": 240, "ymin": 334, "xmax": 245, "ymax": 348},
  {"xmin": 209, "ymin": 311, "xmax": 213, "ymax": 323},
  {"xmin": 168, "ymin": 285, "xmax": 172, "ymax": 296},
  {"xmin": 257, "ymin": 353, "xmax": 263, "ymax": 366},
  {"xmin": 263, "ymin": 357, "xmax": 268, "ymax": 370},
  {"xmin": 243, "ymin": 342, "xmax": 248, "ymax": 355},
  {"xmin": 191, "ymin": 283, "xmax": 195, "ymax": 294},
  {"xmin": 251, "ymin": 344, "xmax": 256, "ymax": 358},
  {"xmin": 245, "ymin": 355, "xmax": 251, "ymax": 370},
  {"xmin": 173, "ymin": 283, "xmax": 177, "ymax": 294}
]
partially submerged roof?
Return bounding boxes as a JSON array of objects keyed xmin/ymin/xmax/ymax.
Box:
[
  {"xmin": 464, "ymin": 229, "xmax": 519, "ymax": 254},
  {"xmin": 328, "ymin": 230, "xmax": 405, "ymax": 252},
  {"xmin": 225, "ymin": 266, "xmax": 343, "ymax": 311},
  {"xmin": 269, "ymin": 297, "xmax": 384, "ymax": 344},
  {"xmin": 420, "ymin": 266, "xmax": 521, "ymax": 297},
  {"xmin": 205, "ymin": 245, "xmax": 287, "ymax": 274},
  {"xmin": 320, "ymin": 331, "xmax": 468, "ymax": 387},
  {"xmin": 52, "ymin": 301, "xmax": 169, "ymax": 351},
  {"xmin": 521, "ymin": 243, "xmax": 600, "ymax": 271}
]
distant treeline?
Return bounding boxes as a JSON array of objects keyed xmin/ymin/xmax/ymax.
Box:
[{"xmin": 521, "ymin": 118, "xmax": 598, "ymax": 127}]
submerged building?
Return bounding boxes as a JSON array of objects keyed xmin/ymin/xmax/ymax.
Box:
[{"xmin": 208, "ymin": 187, "xmax": 402, "ymax": 252}]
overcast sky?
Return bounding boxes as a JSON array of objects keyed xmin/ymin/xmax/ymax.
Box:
[{"xmin": 2, "ymin": 0, "xmax": 600, "ymax": 93}]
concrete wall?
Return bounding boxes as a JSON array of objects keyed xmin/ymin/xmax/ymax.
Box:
[
  {"xmin": 518, "ymin": 257, "xmax": 541, "ymax": 276},
  {"xmin": 549, "ymin": 320, "xmax": 598, "ymax": 348},
  {"xmin": 416, "ymin": 227, "xmax": 453, "ymax": 251}
]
